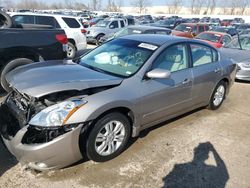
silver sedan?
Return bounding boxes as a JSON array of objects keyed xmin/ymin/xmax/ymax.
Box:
[{"xmin": 0, "ymin": 35, "xmax": 236, "ymax": 171}]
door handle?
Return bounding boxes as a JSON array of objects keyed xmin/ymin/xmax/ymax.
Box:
[
  {"xmin": 182, "ymin": 78, "xmax": 191, "ymax": 85},
  {"xmin": 214, "ymin": 68, "xmax": 221, "ymax": 73}
]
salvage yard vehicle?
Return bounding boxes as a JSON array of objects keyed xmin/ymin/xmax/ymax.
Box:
[
  {"xmin": 172, "ymin": 23, "xmax": 210, "ymax": 38},
  {"xmin": 0, "ymin": 11, "xmax": 67, "ymax": 92},
  {"xmin": 220, "ymin": 34, "xmax": 250, "ymax": 81},
  {"xmin": 99, "ymin": 25, "xmax": 171, "ymax": 44},
  {"xmin": 195, "ymin": 31, "xmax": 232, "ymax": 48},
  {"xmin": 86, "ymin": 18, "xmax": 127, "ymax": 45},
  {"xmin": 10, "ymin": 12, "xmax": 87, "ymax": 58},
  {"xmin": 0, "ymin": 35, "xmax": 236, "ymax": 171}
]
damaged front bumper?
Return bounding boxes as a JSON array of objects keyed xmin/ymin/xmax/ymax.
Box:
[{"xmin": 0, "ymin": 94, "xmax": 85, "ymax": 171}]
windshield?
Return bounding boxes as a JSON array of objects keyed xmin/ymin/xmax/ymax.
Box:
[
  {"xmin": 79, "ymin": 39, "xmax": 157, "ymax": 77},
  {"xmin": 95, "ymin": 20, "xmax": 110, "ymax": 27},
  {"xmin": 196, "ymin": 33, "xmax": 221, "ymax": 43},
  {"xmin": 174, "ymin": 24, "xmax": 192, "ymax": 32},
  {"xmin": 115, "ymin": 28, "xmax": 142, "ymax": 38}
]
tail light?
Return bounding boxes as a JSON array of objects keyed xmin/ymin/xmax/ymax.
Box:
[
  {"xmin": 81, "ymin": 29, "xmax": 87, "ymax": 34},
  {"xmin": 56, "ymin": 34, "xmax": 68, "ymax": 44}
]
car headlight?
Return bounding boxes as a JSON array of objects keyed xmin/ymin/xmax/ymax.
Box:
[
  {"xmin": 238, "ymin": 62, "xmax": 250, "ymax": 70},
  {"xmin": 29, "ymin": 99, "xmax": 87, "ymax": 127}
]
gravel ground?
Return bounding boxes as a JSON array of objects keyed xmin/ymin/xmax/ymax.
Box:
[{"xmin": 0, "ymin": 82, "xmax": 250, "ymax": 188}]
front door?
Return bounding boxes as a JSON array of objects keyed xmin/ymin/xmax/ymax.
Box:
[{"xmin": 140, "ymin": 43, "xmax": 193, "ymax": 126}]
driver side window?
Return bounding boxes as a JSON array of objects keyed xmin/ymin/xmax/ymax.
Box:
[{"xmin": 152, "ymin": 44, "xmax": 188, "ymax": 72}]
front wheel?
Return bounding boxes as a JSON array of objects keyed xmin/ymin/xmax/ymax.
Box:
[
  {"xmin": 85, "ymin": 112, "xmax": 131, "ymax": 162},
  {"xmin": 208, "ymin": 81, "xmax": 227, "ymax": 110},
  {"xmin": 95, "ymin": 34, "xmax": 104, "ymax": 46}
]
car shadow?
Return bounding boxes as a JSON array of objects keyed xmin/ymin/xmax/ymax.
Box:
[
  {"xmin": 162, "ymin": 142, "xmax": 229, "ymax": 188},
  {"xmin": 0, "ymin": 138, "xmax": 18, "ymax": 177},
  {"xmin": 235, "ymin": 79, "xmax": 250, "ymax": 84}
]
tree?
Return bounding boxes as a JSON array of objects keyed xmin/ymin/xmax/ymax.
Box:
[
  {"xmin": 90, "ymin": 0, "xmax": 102, "ymax": 11},
  {"xmin": 130, "ymin": 0, "xmax": 151, "ymax": 13},
  {"xmin": 167, "ymin": 0, "xmax": 182, "ymax": 14}
]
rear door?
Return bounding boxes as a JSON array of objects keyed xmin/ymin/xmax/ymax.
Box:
[
  {"xmin": 190, "ymin": 43, "xmax": 222, "ymax": 105},
  {"xmin": 140, "ymin": 43, "xmax": 193, "ymax": 126}
]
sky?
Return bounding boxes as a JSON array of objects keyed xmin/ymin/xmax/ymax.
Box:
[{"xmin": 10, "ymin": 0, "xmax": 250, "ymax": 7}]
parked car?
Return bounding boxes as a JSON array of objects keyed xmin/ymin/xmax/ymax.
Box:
[
  {"xmin": 172, "ymin": 23, "xmax": 210, "ymax": 38},
  {"xmin": 150, "ymin": 19, "xmax": 183, "ymax": 29},
  {"xmin": 221, "ymin": 19, "xmax": 233, "ymax": 27},
  {"xmin": 0, "ymin": 35, "xmax": 236, "ymax": 171},
  {"xmin": 195, "ymin": 31, "xmax": 232, "ymax": 48},
  {"xmin": 211, "ymin": 26, "xmax": 238, "ymax": 37},
  {"xmin": 86, "ymin": 18, "xmax": 127, "ymax": 45},
  {"xmin": 99, "ymin": 25, "xmax": 171, "ymax": 44},
  {"xmin": 9, "ymin": 12, "xmax": 87, "ymax": 58},
  {"xmin": 0, "ymin": 11, "xmax": 67, "ymax": 92},
  {"xmin": 220, "ymin": 34, "xmax": 250, "ymax": 81}
]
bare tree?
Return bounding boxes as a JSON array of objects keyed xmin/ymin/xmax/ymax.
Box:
[
  {"xmin": 237, "ymin": 0, "xmax": 248, "ymax": 15},
  {"xmin": 130, "ymin": 0, "xmax": 151, "ymax": 13},
  {"xmin": 209, "ymin": 0, "xmax": 216, "ymax": 14},
  {"xmin": 167, "ymin": 0, "xmax": 182, "ymax": 14},
  {"xmin": 90, "ymin": 0, "xmax": 102, "ymax": 11}
]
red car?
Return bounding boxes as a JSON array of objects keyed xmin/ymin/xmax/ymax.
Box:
[
  {"xmin": 195, "ymin": 31, "xmax": 232, "ymax": 48},
  {"xmin": 172, "ymin": 23, "xmax": 210, "ymax": 38}
]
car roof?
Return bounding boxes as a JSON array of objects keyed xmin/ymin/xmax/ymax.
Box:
[
  {"xmin": 9, "ymin": 12, "xmax": 79, "ymax": 19},
  {"xmin": 120, "ymin": 34, "xmax": 197, "ymax": 46},
  {"xmin": 126, "ymin": 25, "xmax": 171, "ymax": 31}
]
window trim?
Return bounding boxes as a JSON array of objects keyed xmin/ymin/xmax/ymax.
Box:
[{"xmin": 189, "ymin": 42, "xmax": 219, "ymax": 68}]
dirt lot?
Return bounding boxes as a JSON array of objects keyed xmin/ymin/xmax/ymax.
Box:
[{"xmin": 0, "ymin": 82, "xmax": 250, "ymax": 188}]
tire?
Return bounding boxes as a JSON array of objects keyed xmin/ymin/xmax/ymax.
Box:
[
  {"xmin": 1, "ymin": 58, "xmax": 33, "ymax": 92},
  {"xmin": 85, "ymin": 112, "xmax": 131, "ymax": 162},
  {"xmin": 0, "ymin": 11, "xmax": 12, "ymax": 28},
  {"xmin": 67, "ymin": 42, "xmax": 76, "ymax": 59},
  {"xmin": 95, "ymin": 34, "xmax": 104, "ymax": 46},
  {"xmin": 208, "ymin": 81, "xmax": 227, "ymax": 110}
]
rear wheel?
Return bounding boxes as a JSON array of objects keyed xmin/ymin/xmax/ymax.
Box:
[
  {"xmin": 0, "ymin": 58, "xmax": 33, "ymax": 92},
  {"xmin": 208, "ymin": 81, "xmax": 227, "ymax": 110},
  {"xmin": 95, "ymin": 34, "xmax": 104, "ymax": 46},
  {"xmin": 85, "ymin": 112, "xmax": 131, "ymax": 162},
  {"xmin": 67, "ymin": 42, "xmax": 76, "ymax": 59}
]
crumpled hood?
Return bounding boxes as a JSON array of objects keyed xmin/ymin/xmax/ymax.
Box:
[{"xmin": 6, "ymin": 60, "xmax": 123, "ymax": 98}]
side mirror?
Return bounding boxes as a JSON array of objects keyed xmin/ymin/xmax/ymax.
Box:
[
  {"xmin": 146, "ymin": 68, "xmax": 171, "ymax": 79},
  {"xmin": 109, "ymin": 25, "xmax": 115, "ymax": 29}
]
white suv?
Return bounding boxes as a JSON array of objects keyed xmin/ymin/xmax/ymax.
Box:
[{"xmin": 10, "ymin": 12, "xmax": 87, "ymax": 58}]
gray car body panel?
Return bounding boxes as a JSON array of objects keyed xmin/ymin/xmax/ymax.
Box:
[
  {"xmin": 5, "ymin": 60, "xmax": 123, "ymax": 98},
  {"xmin": 1, "ymin": 35, "xmax": 236, "ymax": 170}
]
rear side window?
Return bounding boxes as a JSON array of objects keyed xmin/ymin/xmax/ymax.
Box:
[
  {"xmin": 191, "ymin": 44, "xmax": 217, "ymax": 67},
  {"xmin": 12, "ymin": 15, "xmax": 35, "ymax": 24},
  {"xmin": 62, "ymin": 17, "xmax": 80, "ymax": 28},
  {"xmin": 35, "ymin": 16, "xmax": 60, "ymax": 28},
  {"xmin": 120, "ymin": 21, "xmax": 125, "ymax": 27}
]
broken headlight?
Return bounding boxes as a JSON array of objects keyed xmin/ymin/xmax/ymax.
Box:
[{"xmin": 29, "ymin": 99, "xmax": 87, "ymax": 127}]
